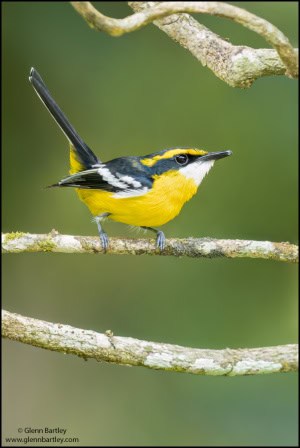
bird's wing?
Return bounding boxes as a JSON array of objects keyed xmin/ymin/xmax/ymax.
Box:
[{"xmin": 54, "ymin": 164, "xmax": 153, "ymax": 198}]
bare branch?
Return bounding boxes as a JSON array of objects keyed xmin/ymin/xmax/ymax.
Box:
[
  {"xmin": 129, "ymin": 2, "xmax": 298, "ymax": 88},
  {"xmin": 2, "ymin": 310, "xmax": 298, "ymax": 376},
  {"xmin": 2, "ymin": 232, "xmax": 298, "ymax": 263},
  {"xmin": 70, "ymin": 1, "xmax": 298, "ymax": 87}
]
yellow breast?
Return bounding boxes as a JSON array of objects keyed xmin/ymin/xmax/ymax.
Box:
[{"xmin": 74, "ymin": 170, "xmax": 198, "ymax": 227}]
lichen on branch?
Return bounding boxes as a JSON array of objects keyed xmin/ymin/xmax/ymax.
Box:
[
  {"xmin": 1, "ymin": 232, "xmax": 298, "ymax": 263},
  {"xmin": 2, "ymin": 310, "xmax": 298, "ymax": 376}
]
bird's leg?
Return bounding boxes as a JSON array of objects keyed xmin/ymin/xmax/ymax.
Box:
[
  {"xmin": 94, "ymin": 213, "xmax": 110, "ymax": 252},
  {"xmin": 141, "ymin": 226, "xmax": 166, "ymax": 250}
]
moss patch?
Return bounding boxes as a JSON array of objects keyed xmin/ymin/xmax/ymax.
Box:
[
  {"xmin": 4, "ymin": 231, "xmax": 27, "ymax": 242},
  {"xmin": 38, "ymin": 239, "xmax": 56, "ymax": 252}
]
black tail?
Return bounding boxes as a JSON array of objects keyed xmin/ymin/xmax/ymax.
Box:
[{"xmin": 29, "ymin": 67, "xmax": 100, "ymax": 169}]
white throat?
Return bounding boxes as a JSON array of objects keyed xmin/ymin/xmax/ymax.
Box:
[{"xmin": 179, "ymin": 160, "xmax": 215, "ymax": 186}]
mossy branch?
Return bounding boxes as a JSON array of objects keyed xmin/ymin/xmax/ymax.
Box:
[
  {"xmin": 70, "ymin": 1, "xmax": 298, "ymax": 87},
  {"xmin": 2, "ymin": 310, "xmax": 298, "ymax": 376},
  {"xmin": 1, "ymin": 231, "xmax": 298, "ymax": 263}
]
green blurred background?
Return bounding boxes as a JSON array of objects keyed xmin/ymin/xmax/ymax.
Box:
[{"xmin": 2, "ymin": 2, "xmax": 298, "ymax": 446}]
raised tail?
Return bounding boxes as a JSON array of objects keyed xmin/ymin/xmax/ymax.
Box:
[{"xmin": 29, "ymin": 67, "xmax": 100, "ymax": 172}]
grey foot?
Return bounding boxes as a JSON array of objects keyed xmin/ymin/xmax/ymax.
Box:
[
  {"xmin": 156, "ymin": 230, "xmax": 166, "ymax": 251},
  {"xmin": 99, "ymin": 231, "xmax": 109, "ymax": 252},
  {"xmin": 95, "ymin": 213, "xmax": 110, "ymax": 252}
]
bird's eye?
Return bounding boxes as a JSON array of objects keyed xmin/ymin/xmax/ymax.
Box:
[{"xmin": 175, "ymin": 154, "xmax": 189, "ymax": 166}]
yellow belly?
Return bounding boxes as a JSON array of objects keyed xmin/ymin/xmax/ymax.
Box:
[{"xmin": 74, "ymin": 171, "xmax": 198, "ymax": 227}]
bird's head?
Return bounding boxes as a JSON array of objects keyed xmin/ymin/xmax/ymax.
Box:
[{"xmin": 140, "ymin": 148, "xmax": 232, "ymax": 186}]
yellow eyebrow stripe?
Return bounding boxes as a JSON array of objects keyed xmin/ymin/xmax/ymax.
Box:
[{"xmin": 141, "ymin": 148, "xmax": 207, "ymax": 167}]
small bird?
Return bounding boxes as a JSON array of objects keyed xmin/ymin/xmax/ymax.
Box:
[{"xmin": 29, "ymin": 68, "xmax": 232, "ymax": 251}]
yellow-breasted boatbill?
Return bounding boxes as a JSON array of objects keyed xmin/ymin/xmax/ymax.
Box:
[{"xmin": 29, "ymin": 68, "xmax": 232, "ymax": 251}]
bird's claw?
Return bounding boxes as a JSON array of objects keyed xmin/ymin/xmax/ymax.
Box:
[
  {"xmin": 156, "ymin": 231, "xmax": 166, "ymax": 251},
  {"xmin": 99, "ymin": 232, "xmax": 109, "ymax": 252}
]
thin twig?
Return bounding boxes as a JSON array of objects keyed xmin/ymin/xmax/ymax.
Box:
[
  {"xmin": 2, "ymin": 232, "xmax": 298, "ymax": 263},
  {"xmin": 2, "ymin": 310, "xmax": 298, "ymax": 376},
  {"xmin": 71, "ymin": 1, "xmax": 298, "ymax": 84}
]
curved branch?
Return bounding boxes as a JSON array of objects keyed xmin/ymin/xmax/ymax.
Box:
[
  {"xmin": 1, "ymin": 232, "xmax": 298, "ymax": 262},
  {"xmin": 71, "ymin": 1, "xmax": 298, "ymax": 82},
  {"xmin": 2, "ymin": 310, "xmax": 298, "ymax": 376},
  {"xmin": 129, "ymin": 2, "xmax": 298, "ymax": 88}
]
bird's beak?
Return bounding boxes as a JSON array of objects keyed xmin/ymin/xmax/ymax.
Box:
[{"xmin": 200, "ymin": 150, "xmax": 232, "ymax": 162}]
